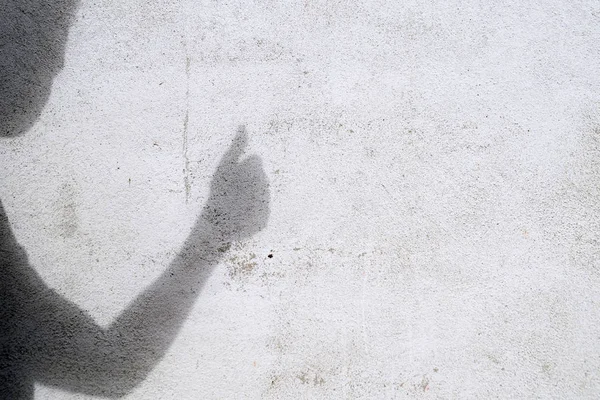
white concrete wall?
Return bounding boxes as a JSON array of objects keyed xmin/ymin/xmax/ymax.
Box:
[{"xmin": 2, "ymin": 0, "xmax": 600, "ymax": 398}]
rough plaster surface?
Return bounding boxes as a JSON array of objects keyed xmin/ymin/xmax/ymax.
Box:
[{"xmin": 2, "ymin": 0, "xmax": 600, "ymax": 398}]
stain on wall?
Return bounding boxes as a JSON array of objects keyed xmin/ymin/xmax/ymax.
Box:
[{"xmin": 54, "ymin": 181, "xmax": 79, "ymax": 238}]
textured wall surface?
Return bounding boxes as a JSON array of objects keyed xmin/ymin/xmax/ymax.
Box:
[{"xmin": 2, "ymin": 0, "xmax": 600, "ymax": 398}]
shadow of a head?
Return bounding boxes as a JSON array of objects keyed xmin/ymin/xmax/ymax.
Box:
[
  {"xmin": 0, "ymin": 0, "xmax": 80, "ymax": 137},
  {"xmin": 202, "ymin": 126, "xmax": 270, "ymax": 242}
]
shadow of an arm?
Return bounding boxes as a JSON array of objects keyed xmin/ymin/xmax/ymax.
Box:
[
  {"xmin": 1, "ymin": 129, "xmax": 270, "ymax": 398},
  {"xmin": 27, "ymin": 221, "xmax": 224, "ymax": 397}
]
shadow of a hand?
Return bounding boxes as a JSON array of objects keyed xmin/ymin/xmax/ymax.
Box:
[{"xmin": 201, "ymin": 126, "xmax": 270, "ymax": 243}]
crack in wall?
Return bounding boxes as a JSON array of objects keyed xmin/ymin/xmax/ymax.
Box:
[{"xmin": 183, "ymin": 48, "xmax": 191, "ymax": 202}]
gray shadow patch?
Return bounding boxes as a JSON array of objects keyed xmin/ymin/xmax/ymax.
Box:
[{"xmin": 0, "ymin": 0, "xmax": 79, "ymax": 137}]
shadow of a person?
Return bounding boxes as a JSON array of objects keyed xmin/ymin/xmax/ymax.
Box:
[
  {"xmin": 2, "ymin": 0, "xmax": 271, "ymax": 397},
  {"xmin": 2, "ymin": 0, "xmax": 270, "ymax": 396},
  {"xmin": 1, "ymin": 127, "xmax": 271, "ymax": 398}
]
